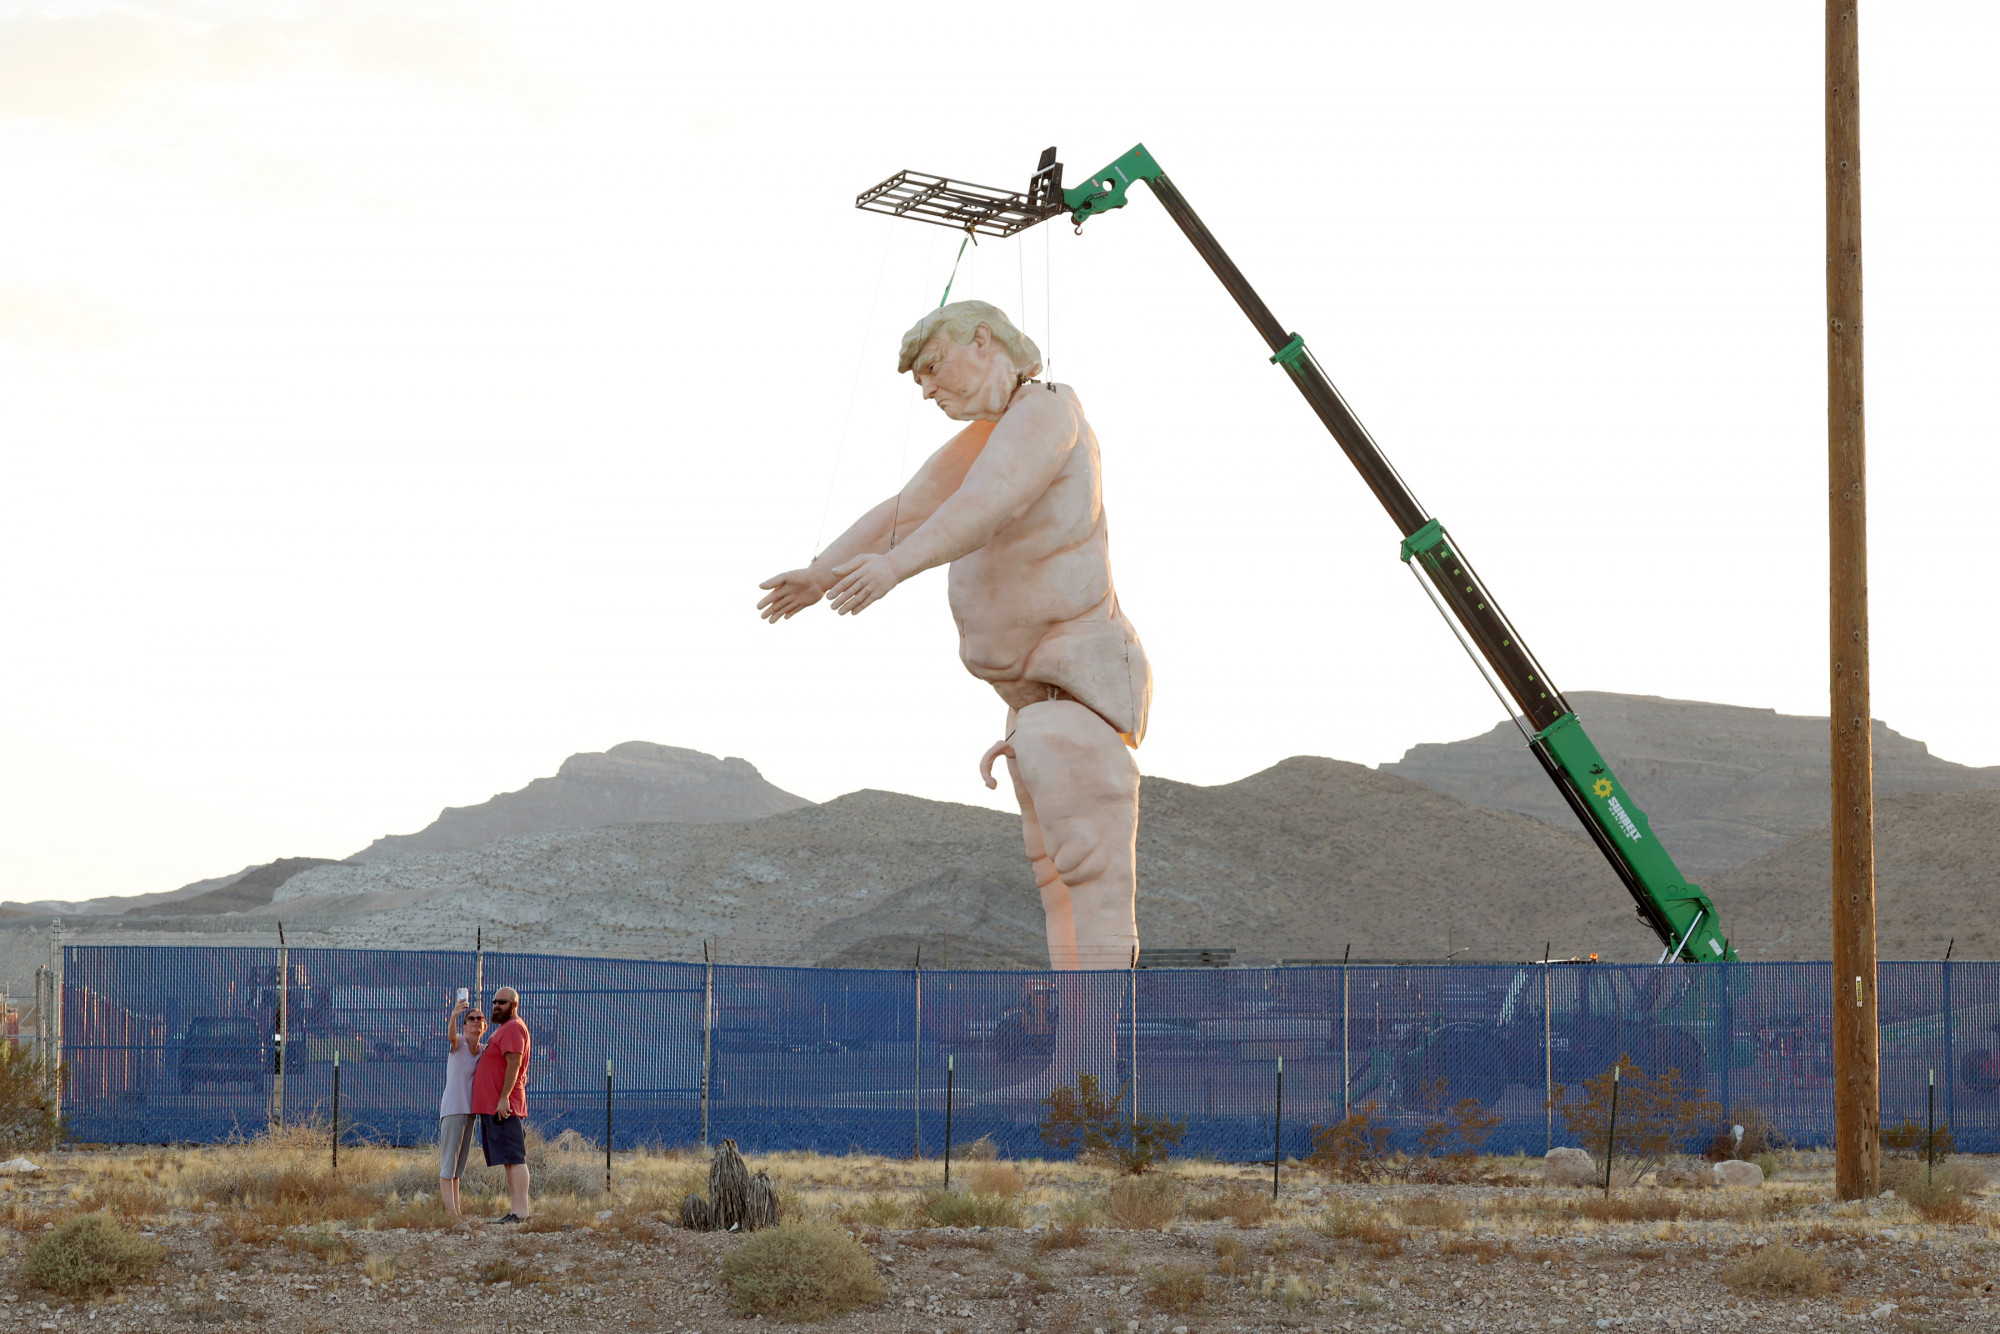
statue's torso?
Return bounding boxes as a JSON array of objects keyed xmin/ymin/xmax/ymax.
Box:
[{"xmin": 947, "ymin": 385, "xmax": 1151, "ymax": 744}]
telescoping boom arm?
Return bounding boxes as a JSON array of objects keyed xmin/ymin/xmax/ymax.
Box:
[{"xmin": 858, "ymin": 144, "xmax": 1734, "ymax": 963}]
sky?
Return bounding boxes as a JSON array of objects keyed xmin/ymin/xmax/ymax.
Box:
[{"xmin": 3, "ymin": 1, "xmax": 1997, "ymax": 902}]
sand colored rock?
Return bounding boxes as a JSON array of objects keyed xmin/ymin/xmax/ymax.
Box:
[
  {"xmin": 1544, "ymin": 1146, "xmax": 1596, "ymax": 1186},
  {"xmin": 1712, "ymin": 1159, "xmax": 1765, "ymax": 1188}
]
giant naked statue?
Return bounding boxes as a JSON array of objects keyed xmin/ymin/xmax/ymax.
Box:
[{"xmin": 758, "ymin": 300, "xmax": 1151, "ymax": 975}]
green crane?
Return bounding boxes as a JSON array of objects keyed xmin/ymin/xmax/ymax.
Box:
[{"xmin": 859, "ymin": 144, "xmax": 1735, "ymax": 964}]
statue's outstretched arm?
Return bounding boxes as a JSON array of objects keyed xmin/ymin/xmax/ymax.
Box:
[
  {"xmin": 824, "ymin": 398, "xmax": 1071, "ymax": 616},
  {"xmin": 758, "ymin": 424, "xmax": 990, "ymax": 622}
]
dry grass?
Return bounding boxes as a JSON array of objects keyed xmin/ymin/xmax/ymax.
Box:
[
  {"xmin": 1888, "ymin": 1159, "xmax": 1987, "ymax": 1225},
  {"xmin": 1307, "ymin": 1203, "xmax": 1405, "ymax": 1255},
  {"xmin": 1721, "ymin": 1243, "xmax": 1834, "ymax": 1298},
  {"xmin": 1034, "ymin": 1223, "xmax": 1092, "ymax": 1252},
  {"xmin": 720, "ymin": 1222, "xmax": 886, "ymax": 1321},
  {"xmin": 23, "ymin": 1215, "xmax": 162, "ymax": 1297},
  {"xmin": 1187, "ymin": 1185, "xmax": 1276, "ymax": 1228},
  {"xmin": 1392, "ymin": 1196, "xmax": 1467, "ymax": 1230},
  {"xmin": 918, "ymin": 1188, "xmax": 1024, "ymax": 1229},
  {"xmin": 1211, "ymin": 1235, "xmax": 1248, "ymax": 1275},
  {"xmin": 960, "ymin": 1160, "xmax": 1025, "ymax": 1197},
  {"xmin": 1145, "ymin": 1263, "xmax": 1207, "ymax": 1311},
  {"xmin": 1106, "ymin": 1175, "xmax": 1183, "ymax": 1231}
]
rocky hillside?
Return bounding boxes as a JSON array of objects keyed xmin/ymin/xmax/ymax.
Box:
[
  {"xmin": 1381, "ymin": 692, "xmax": 2000, "ymax": 879},
  {"xmin": 1710, "ymin": 790, "xmax": 2000, "ymax": 961},
  {"xmin": 347, "ymin": 742, "xmax": 811, "ymax": 862}
]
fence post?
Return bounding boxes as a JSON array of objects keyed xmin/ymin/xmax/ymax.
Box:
[
  {"xmin": 274, "ymin": 923, "xmax": 287, "ymax": 1133},
  {"xmin": 701, "ymin": 941, "xmax": 714, "ymax": 1150},
  {"xmin": 1272, "ymin": 1056, "xmax": 1283, "ymax": 1202},
  {"xmin": 943, "ymin": 1054, "xmax": 955, "ymax": 1190},
  {"xmin": 1543, "ymin": 945, "xmax": 1553, "ymax": 1154},
  {"xmin": 1129, "ymin": 946, "xmax": 1139, "ymax": 1125},
  {"xmin": 1942, "ymin": 945, "xmax": 1955, "ymax": 1134},
  {"xmin": 607, "ymin": 1058, "xmax": 615, "ymax": 1195},
  {"xmin": 912, "ymin": 948, "xmax": 924, "ymax": 1160},
  {"xmin": 1603, "ymin": 1062, "xmax": 1620, "ymax": 1197},
  {"xmin": 1341, "ymin": 944, "xmax": 1351, "ymax": 1119},
  {"xmin": 1926, "ymin": 1067, "xmax": 1935, "ymax": 1186},
  {"xmin": 475, "ymin": 927, "xmax": 484, "ymax": 1011},
  {"xmin": 331, "ymin": 1049, "xmax": 340, "ymax": 1171},
  {"xmin": 51, "ymin": 921, "xmax": 63, "ymax": 1135}
]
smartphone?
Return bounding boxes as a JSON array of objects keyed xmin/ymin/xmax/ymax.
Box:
[{"xmin": 457, "ymin": 987, "xmax": 470, "ymax": 1004}]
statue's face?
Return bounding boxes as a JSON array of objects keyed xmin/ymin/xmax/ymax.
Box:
[{"xmin": 912, "ymin": 325, "xmax": 1017, "ymax": 422}]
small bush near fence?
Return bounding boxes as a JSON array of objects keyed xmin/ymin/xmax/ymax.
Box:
[
  {"xmin": 1549, "ymin": 1056, "xmax": 1721, "ymax": 1188},
  {"xmin": 1039, "ymin": 1074, "xmax": 1186, "ymax": 1174},
  {"xmin": 719, "ymin": 1223, "xmax": 885, "ymax": 1321},
  {"xmin": 25, "ymin": 1215, "xmax": 162, "ymax": 1297}
]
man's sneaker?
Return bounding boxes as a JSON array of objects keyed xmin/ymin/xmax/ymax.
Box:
[{"xmin": 494, "ymin": 1213, "xmax": 524, "ymax": 1225}]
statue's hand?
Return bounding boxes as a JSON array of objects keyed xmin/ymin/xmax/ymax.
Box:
[
  {"xmin": 826, "ymin": 553, "xmax": 901, "ymax": 616},
  {"xmin": 756, "ymin": 568, "xmax": 826, "ymax": 622}
]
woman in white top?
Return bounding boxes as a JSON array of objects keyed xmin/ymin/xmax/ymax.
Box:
[{"xmin": 439, "ymin": 997, "xmax": 487, "ymax": 1222}]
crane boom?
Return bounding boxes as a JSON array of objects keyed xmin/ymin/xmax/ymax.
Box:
[{"xmin": 858, "ymin": 143, "xmax": 1735, "ymax": 963}]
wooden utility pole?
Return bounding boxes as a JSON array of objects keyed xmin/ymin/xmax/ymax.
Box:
[{"xmin": 1826, "ymin": 0, "xmax": 1880, "ymax": 1201}]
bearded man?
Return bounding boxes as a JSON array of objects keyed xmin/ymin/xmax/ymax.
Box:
[{"xmin": 758, "ymin": 300, "xmax": 1150, "ymax": 973}]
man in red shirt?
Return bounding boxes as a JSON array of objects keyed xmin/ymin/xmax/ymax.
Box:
[{"xmin": 472, "ymin": 986, "xmax": 532, "ymax": 1223}]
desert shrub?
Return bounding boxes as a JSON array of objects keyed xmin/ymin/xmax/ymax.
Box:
[
  {"xmin": 1720, "ymin": 1243, "xmax": 1832, "ymax": 1298},
  {"xmin": 1438, "ymin": 1236, "xmax": 1510, "ymax": 1263},
  {"xmin": 1707, "ymin": 1105, "xmax": 1788, "ymax": 1161},
  {"xmin": 1145, "ymin": 1264, "xmax": 1206, "ymax": 1311},
  {"xmin": 1574, "ymin": 1194, "xmax": 1685, "ymax": 1223},
  {"xmin": 962, "ymin": 1161, "xmax": 1025, "ymax": 1197},
  {"xmin": 1105, "ymin": 1175, "xmax": 1182, "ymax": 1231},
  {"xmin": 1307, "ymin": 1203, "xmax": 1403, "ymax": 1254},
  {"xmin": 1887, "ymin": 1159, "xmax": 1985, "ymax": 1224},
  {"xmin": 1039, "ymin": 1074, "xmax": 1185, "ymax": 1174},
  {"xmin": 836, "ymin": 1194, "xmax": 907, "ymax": 1227},
  {"xmin": 1882, "ymin": 1118, "xmax": 1955, "ymax": 1163},
  {"xmin": 363, "ymin": 1254, "xmax": 396, "ymax": 1283},
  {"xmin": 720, "ymin": 1222, "xmax": 886, "ymax": 1321},
  {"xmin": 478, "ymin": 1256, "xmax": 549, "ymax": 1286},
  {"xmin": 918, "ymin": 1189, "xmax": 1023, "ymax": 1229},
  {"xmin": 284, "ymin": 1225, "xmax": 356, "ymax": 1265},
  {"xmin": 956, "ymin": 1135, "xmax": 998, "ymax": 1161},
  {"xmin": 1399, "ymin": 1090, "xmax": 1502, "ymax": 1184},
  {"xmin": 1034, "ymin": 1223, "xmax": 1091, "ymax": 1252},
  {"xmin": 0, "ymin": 1044, "xmax": 65, "ymax": 1154},
  {"xmin": 1306, "ymin": 1108, "xmax": 1393, "ymax": 1183},
  {"xmin": 1211, "ymin": 1235, "xmax": 1248, "ymax": 1274},
  {"xmin": 1549, "ymin": 1056, "xmax": 1721, "ymax": 1187},
  {"xmin": 1050, "ymin": 1192, "xmax": 1106, "ymax": 1228},
  {"xmin": 1187, "ymin": 1185, "xmax": 1274, "ymax": 1228},
  {"xmin": 24, "ymin": 1215, "xmax": 162, "ymax": 1297},
  {"xmin": 1393, "ymin": 1196, "xmax": 1467, "ymax": 1230},
  {"xmin": 1279, "ymin": 1274, "xmax": 1319, "ymax": 1309},
  {"xmin": 1752, "ymin": 1151, "xmax": 1781, "ymax": 1179}
]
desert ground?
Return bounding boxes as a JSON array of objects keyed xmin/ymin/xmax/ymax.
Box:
[{"xmin": 0, "ymin": 1133, "xmax": 1993, "ymax": 1333}]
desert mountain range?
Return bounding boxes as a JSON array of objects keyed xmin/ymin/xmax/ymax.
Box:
[{"xmin": 5, "ymin": 695, "xmax": 1995, "ymax": 987}]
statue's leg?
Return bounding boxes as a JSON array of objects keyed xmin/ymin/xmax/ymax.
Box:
[
  {"xmin": 1008, "ymin": 700, "xmax": 1140, "ymax": 969},
  {"xmin": 1006, "ymin": 747, "xmax": 1080, "ymax": 971}
]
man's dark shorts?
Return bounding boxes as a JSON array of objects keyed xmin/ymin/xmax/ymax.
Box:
[{"xmin": 480, "ymin": 1112, "xmax": 527, "ymax": 1166}]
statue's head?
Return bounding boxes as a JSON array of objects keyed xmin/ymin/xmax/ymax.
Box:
[{"xmin": 896, "ymin": 301, "xmax": 1043, "ymax": 422}]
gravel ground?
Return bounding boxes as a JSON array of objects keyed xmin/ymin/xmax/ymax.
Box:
[{"xmin": 0, "ymin": 1155, "xmax": 1993, "ymax": 1332}]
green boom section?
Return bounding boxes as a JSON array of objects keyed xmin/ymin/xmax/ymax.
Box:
[
  {"xmin": 1058, "ymin": 142, "xmax": 1738, "ymax": 964},
  {"xmin": 1533, "ymin": 713, "xmax": 1737, "ymax": 962}
]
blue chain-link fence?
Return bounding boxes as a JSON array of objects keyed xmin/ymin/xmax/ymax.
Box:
[{"xmin": 59, "ymin": 947, "xmax": 2000, "ymax": 1157}]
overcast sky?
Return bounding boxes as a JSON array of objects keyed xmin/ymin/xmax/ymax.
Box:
[{"xmin": 4, "ymin": 1, "xmax": 1996, "ymax": 902}]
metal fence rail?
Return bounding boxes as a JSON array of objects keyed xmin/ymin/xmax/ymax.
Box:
[{"xmin": 58, "ymin": 947, "xmax": 2000, "ymax": 1157}]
